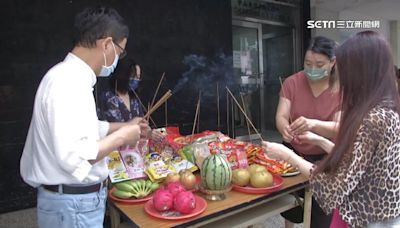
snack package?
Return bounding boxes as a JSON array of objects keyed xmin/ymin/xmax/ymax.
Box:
[
  {"xmin": 226, "ymin": 149, "xmax": 248, "ymax": 170},
  {"xmin": 119, "ymin": 148, "xmax": 147, "ymax": 180},
  {"xmin": 137, "ymin": 139, "xmax": 149, "ymax": 156},
  {"xmin": 254, "ymin": 152, "xmax": 296, "ymax": 174},
  {"xmin": 144, "ymin": 152, "xmax": 176, "ymax": 182},
  {"xmin": 177, "ymin": 145, "xmax": 195, "ymax": 164},
  {"xmin": 169, "ymin": 154, "xmax": 198, "ymax": 173},
  {"xmin": 245, "ymin": 144, "xmax": 263, "ymax": 165},
  {"xmin": 106, "ymin": 151, "xmax": 130, "ymax": 183},
  {"xmin": 192, "ymin": 142, "xmax": 211, "ymax": 168},
  {"xmin": 208, "ymin": 140, "xmax": 249, "ymax": 170}
]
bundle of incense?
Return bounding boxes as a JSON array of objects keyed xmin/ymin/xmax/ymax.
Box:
[
  {"xmin": 225, "ymin": 87, "xmax": 264, "ymax": 141},
  {"xmin": 150, "ymin": 72, "xmax": 165, "ymax": 109},
  {"xmin": 132, "ymin": 90, "xmax": 157, "ymax": 127},
  {"xmin": 143, "ymin": 90, "xmax": 172, "ymax": 119}
]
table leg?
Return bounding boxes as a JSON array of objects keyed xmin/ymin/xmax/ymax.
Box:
[
  {"xmin": 303, "ymin": 186, "xmax": 312, "ymax": 228},
  {"xmin": 109, "ymin": 202, "xmax": 121, "ymax": 228}
]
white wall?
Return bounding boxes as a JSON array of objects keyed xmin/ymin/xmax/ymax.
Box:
[
  {"xmin": 311, "ymin": 7, "xmax": 391, "ymax": 43},
  {"xmin": 310, "ymin": 0, "xmax": 400, "ymax": 66},
  {"xmin": 339, "ymin": 10, "xmax": 390, "ymax": 41}
]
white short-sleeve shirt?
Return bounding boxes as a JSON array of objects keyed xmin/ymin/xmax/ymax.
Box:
[{"xmin": 20, "ymin": 53, "xmax": 110, "ymax": 187}]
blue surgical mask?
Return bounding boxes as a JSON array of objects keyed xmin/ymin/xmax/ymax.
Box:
[
  {"xmin": 99, "ymin": 43, "xmax": 119, "ymax": 77},
  {"xmin": 304, "ymin": 67, "xmax": 328, "ymax": 81},
  {"xmin": 129, "ymin": 79, "xmax": 140, "ymax": 91}
]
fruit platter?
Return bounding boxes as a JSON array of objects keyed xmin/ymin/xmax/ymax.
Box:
[
  {"xmin": 144, "ymin": 182, "xmax": 207, "ymax": 220},
  {"xmin": 231, "ymin": 164, "xmax": 284, "ymax": 194}
]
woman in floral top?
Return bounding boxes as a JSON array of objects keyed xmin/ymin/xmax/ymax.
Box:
[
  {"xmin": 98, "ymin": 58, "xmax": 163, "ymax": 142},
  {"xmin": 99, "ymin": 58, "xmax": 143, "ymax": 122},
  {"xmin": 263, "ymin": 31, "xmax": 400, "ymax": 227}
]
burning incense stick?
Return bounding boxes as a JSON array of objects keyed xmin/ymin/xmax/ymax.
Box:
[
  {"xmin": 226, "ymin": 90, "xmax": 230, "ymax": 136},
  {"xmin": 231, "ymin": 97, "xmax": 234, "ymax": 139},
  {"xmin": 165, "ymin": 100, "xmax": 168, "ymax": 127},
  {"xmin": 226, "ymin": 87, "xmax": 264, "ymax": 141},
  {"xmin": 132, "ymin": 90, "xmax": 157, "ymax": 127},
  {"xmin": 241, "ymin": 94, "xmax": 251, "ymax": 140},
  {"xmin": 144, "ymin": 90, "xmax": 172, "ymax": 120},
  {"xmin": 217, "ymin": 82, "xmax": 220, "ymax": 131},
  {"xmin": 150, "ymin": 72, "xmax": 165, "ymax": 109},
  {"xmin": 191, "ymin": 93, "xmax": 201, "ymax": 139},
  {"xmin": 197, "ymin": 93, "xmax": 201, "ymax": 133},
  {"xmin": 279, "ymin": 76, "xmax": 292, "ymax": 123}
]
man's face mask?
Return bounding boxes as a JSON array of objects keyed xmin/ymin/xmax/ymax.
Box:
[
  {"xmin": 304, "ymin": 67, "xmax": 328, "ymax": 81},
  {"xmin": 129, "ymin": 79, "xmax": 140, "ymax": 91},
  {"xmin": 99, "ymin": 42, "xmax": 119, "ymax": 77}
]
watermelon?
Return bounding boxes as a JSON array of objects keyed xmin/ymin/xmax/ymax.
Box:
[{"xmin": 201, "ymin": 154, "xmax": 232, "ymax": 190}]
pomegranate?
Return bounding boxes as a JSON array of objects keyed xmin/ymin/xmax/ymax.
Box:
[
  {"xmin": 166, "ymin": 182, "xmax": 186, "ymax": 197},
  {"xmin": 152, "ymin": 187, "xmax": 174, "ymax": 212},
  {"xmin": 174, "ymin": 191, "xmax": 196, "ymax": 214}
]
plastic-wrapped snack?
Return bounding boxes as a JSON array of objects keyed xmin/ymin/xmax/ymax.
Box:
[
  {"xmin": 120, "ymin": 148, "xmax": 147, "ymax": 179},
  {"xmin": 192, "ymin": 141, "xmax": 211, "ymax": 168},
  {"xmin": 144, "ymin": 152, "xmax": 176, "ymax": 182},
  {"xmin": 226, "ymin": 149, "xmax": 248, "ymax": 170},
  {"xmin": 160, "ymin": 146, "xmax": 174, "ymax": 163},
  {"xmin": 106, "ymin": 151, "xmax": 130, "ymax": 183},
  {"xmin": 137, "ymin": 139, "xmax": 149, "ymax": 156},
  {"xmin": 193, "ymin": 134, "xmax": 218, "ymax": 144},
  {"xmin": 177, "ymin": 144, "xmax": 195, "ymax": 164},
  {"xmin": 169, "ymin": 155, "xmax": 198, "ymax": 173}
]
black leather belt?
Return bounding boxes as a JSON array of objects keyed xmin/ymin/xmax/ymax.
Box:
[{"xmin": 43, "ymin": 180, "xmax": 107, "ymax": 194}]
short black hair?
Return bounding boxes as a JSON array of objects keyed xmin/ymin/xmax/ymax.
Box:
[
  {"xmin": 73, "ymin": 6, "xmax": 129, "ymax": 48},
  {"xmin": 307, "ymin": 36, "xmax": 336, "ymax": 60},
  {"xmin": 110, "ymin": 58, "xmax": 137, "ymax": 93}
]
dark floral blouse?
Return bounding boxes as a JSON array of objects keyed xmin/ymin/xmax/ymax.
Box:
[{"xmin": 98, "ymin": 90, "xmax": 143, "ymax": 122}]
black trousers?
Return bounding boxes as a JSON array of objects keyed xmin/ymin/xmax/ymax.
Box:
[{"xmin": 280, "ymin": 142, "xmax": 332, "ymax": 228}]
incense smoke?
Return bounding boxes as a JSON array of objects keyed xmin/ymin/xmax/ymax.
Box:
[{"xmin": 172, "ymin": 51, "xmax": 234, "ymax": 98}]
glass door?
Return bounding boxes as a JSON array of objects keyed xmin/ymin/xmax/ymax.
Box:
[
  {"xmin": 231, "ymin": 21, "xmax": 297, "ymax": 142},
  {"xmin": 262, "ymin": 24, "xmax": 296, "ymax": 141},
  {"xmin": 231, "ymin": 20, "xmax": 263, "ymax": 141}
]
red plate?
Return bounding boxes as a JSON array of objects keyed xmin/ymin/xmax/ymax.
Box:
[
  {"xmin": 144, "ymin": 195, "xmax": 207, "ymax": 220},
  {"xmin": 108, "ymin": 187, "xmax": 153, "ymax": 204},
  {"xmin": 232, "ymin": 174, "xmax": 284, "ymax": 194}
]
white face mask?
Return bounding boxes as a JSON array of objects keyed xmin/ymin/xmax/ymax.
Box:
[{"xmin": 99, "ymin": 43, "xmax": 119, "ymax": 77}]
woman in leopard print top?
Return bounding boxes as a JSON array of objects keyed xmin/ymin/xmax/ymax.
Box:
[{"xmin": 263, "ymin": 31, "xmax": 400, "ymax": 227}]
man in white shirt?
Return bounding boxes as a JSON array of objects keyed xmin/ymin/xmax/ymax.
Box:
[{"xmin": 20, "ymin": 7, "xmax": 147, "ymax": 228}]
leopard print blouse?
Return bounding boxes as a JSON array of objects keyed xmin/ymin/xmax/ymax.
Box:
[{"xmin": 310, "ymin": 105, "xmax": 400, "ymax": 228}]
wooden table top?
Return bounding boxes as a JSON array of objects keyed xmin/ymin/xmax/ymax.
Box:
[{"xmin": 111, "ymin": 174, "xmax": 309, "ymax": 228}]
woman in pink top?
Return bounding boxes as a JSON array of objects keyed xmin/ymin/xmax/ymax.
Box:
[{"xmin": 276, "ymin": 36, "xmax": 341, "ymax": 228}]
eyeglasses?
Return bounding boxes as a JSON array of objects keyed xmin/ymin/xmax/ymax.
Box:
[{"xmin": 113, "ymin": 41, "xmax": 127, "ymax": 59}]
